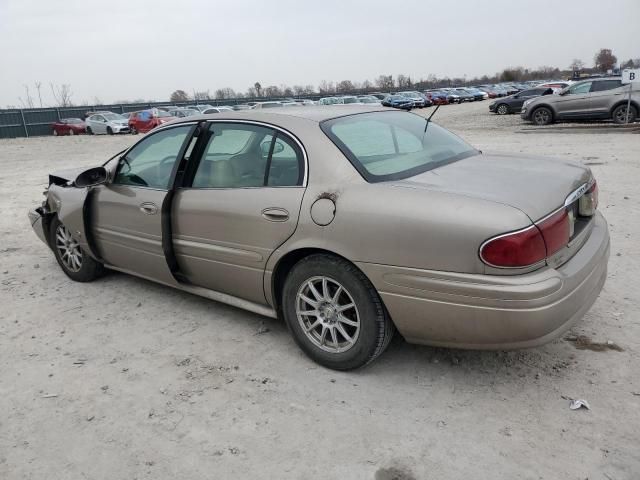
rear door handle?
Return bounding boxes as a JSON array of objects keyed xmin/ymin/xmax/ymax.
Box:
[
  {"xmin": 139, "ymin": 202, "xmax": 158, "ymax": 215},
  {"xmin": 262, "ymin": 208, "xmax": 289, "ymax": 222}
]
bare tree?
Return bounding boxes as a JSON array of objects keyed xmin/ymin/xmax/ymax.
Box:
[
  {"xmin": 336, "ymin": 80, "xmax": 355, "ymax": 93},
  {"xmin": 215, "ymin": 87, "xmax": 236, "ymax": 99},
  {"xmin": 254, "ymin": 82, "xmax": 262, "ymax": 97},
  {"xmin": 193, "ymin": 90, "xmax": 211, "ymax": 101},
  {"xmin": 569, "ymin": 59, "xmax": 585, "ymax": 71},
  {"xmin": 396, "ymin": 74, "xmax": 412, "ymax": 89},
  {"xmin": 18, "ymin": 84, "xmax": 35, "ymax": 108},
  {"xmin": 50, "ymin": 83, "xmax": 73, "ymax": 107},
  {"xmin": 318, "ymin": 80, "xmax": 335, "ymax": 94},
  {"xmin": 34, "ymin": 81, "xmax": 43, "ymax": 107},
  {"xmin": 375, "ymin": 75, "xmax": 394, "ymax": 90},
  {"xmin": 263, "ymin": 85, "xmax": 282, "ymax": 97},
  {"xmin": 246, "ymin": 86, "xmax": 258, "ymax": 98}
]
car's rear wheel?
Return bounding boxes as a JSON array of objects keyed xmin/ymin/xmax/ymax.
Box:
[
  {"xmin": 612, "ymin": 104, "xmax": 637, "ymax": 124},
  {"xmin": 130, "ymin": 126, "xmax": 138, "ymax": 135},
  {"xmin": 68, "ymin": 129, "xmax": 74, "ymax": 136},
  {"xmin": 86, "ymin": 127, "xmax": 93, "ymax": 135},
  {"xmin": 50, "ymin": 218, "xmax": 104, "ymax": 282},
  {"xmin": 532, "ymin": 107, "xmax": 553, "ymax": 126},
  {"xmin": 496, "ymin": 104, "xmax": 509, "ymax": 115},
  {"xmin": 107, "ymin": 126, "xmax": 113, "ymax": 135},
  {"xmin": 282, "ymin": 254, "xmax": 394, "ymax": 370},
  {"xmin": 53, "ymin": 129, "xmax": 58, "ymax": 136}
]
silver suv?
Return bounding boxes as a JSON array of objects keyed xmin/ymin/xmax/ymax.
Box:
[{"xmin": 521, "ymin": 77, "xmax": 639, "ymax": 125}]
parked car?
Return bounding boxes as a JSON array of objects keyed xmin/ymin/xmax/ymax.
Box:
[
  {"xmin": 341, "ymin": 96, "xmax": 362, "ymax": 105},
  {"xmin": 190, "ymin": 104, "xmax": 215, "ymax": 113},
  {"xmin": 536, "ymin": 81, "xmax": 572, "ymax": 93},
  {"xmin": 357, "ymin": 95, "xmax": 382, "ymax": 105},
  {"xmin": 29, "ymin": 107, "xmax": 609, "ymax": 370},
  {"xmin": 424, "ymin": 90, "xmax": 450, "ymax": 105},
  {"xmin": 475, "ymin": 86, "xmax": 499, "ymax": 98},
  {"xmin": 398, "ymin": 91, "xmax": 432, "ymax": 108},
  {"xmin": 381, "ymin": 95, "xmax": 413, "ymax": 109},
  {"xmin": 521, "ymin": 77, "xmax": 638, "ymax": 125},
  {"xmin": 253, "ymin": 101, "xmax": 285, "ymax": 109},
  {"xmin": 231, "ymin": 104, "xmax": 254, "ymax": 110},
  {"xmin": 168, "ymin": 108, "xmax": 199, "ymax": 118},
  {"xmin": 462, "ymin": 87, "xmax": 487, "ymax": 101},
  {"xmin": 51, "ymin": 118, "xmax": 86, "ymax": 136},
  {"xmin": 451, "ymin": 88, "xmax": 476, "ymax": 102},
  {"xmin": 318, "ymin": 97, "xmax": 344, "ymax": 105},
  {"xmin": 489, "ymin": 88, "xmax": 553, "ymax": 115},
  {"xmin": 369, "ymin": 93, "xmax": 388, "ymax": 100},
  {"xmin": 202, "ymin": 107, "xmax": 234, "ymax": 114},
  {"xmin": 85, "ymin": 113, "xmax": 130, "ymax": 135},
  {"xmin": 128, "ymin": 109, "xmax": 176, "ymax": 134}
]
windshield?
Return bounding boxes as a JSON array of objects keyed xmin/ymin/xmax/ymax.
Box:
[
  {"xmin": 321, "ymin": 111, "xmax": 478, "ymax": 182},
  {"xmin": 103, "ymin": 113, "xmax": 125, "ymax": 121}
]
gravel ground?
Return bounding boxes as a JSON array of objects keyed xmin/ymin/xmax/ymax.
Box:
[{"xmin": 1, "ymin": 102, "xmax": 639, "ymax": 480}]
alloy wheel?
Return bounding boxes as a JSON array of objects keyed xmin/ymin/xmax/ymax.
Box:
[
  {"xmin": 296, "ymin": 276, "xmax": 360, "ymax": 354},
  {"xmin": 55, "ymin": 224, "xmax": 83, "ymax": 272},
  {"xmin": 533, "ymin": 108, "xmax": 551, "ymax": 125},
  {"xmin": 497, "ymin": 104, "xmax": 508, "ymax": 115}
]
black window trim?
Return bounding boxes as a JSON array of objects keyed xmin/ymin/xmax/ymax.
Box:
[
  {"xmin": 180, "ymin": 119, "xmax": 308, "ymax": 190},
  {"xmin": 111, "ymin": 122, "xmax": 198, "ymax": 191},
  {"xmin": 319, "ymin": 110, "xmax": 479, "ymax": 183}
]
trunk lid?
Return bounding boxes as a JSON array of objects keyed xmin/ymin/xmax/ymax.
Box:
[{"xmin": 393, "ymin": 152, "xmax": 592, "ymax": 221}]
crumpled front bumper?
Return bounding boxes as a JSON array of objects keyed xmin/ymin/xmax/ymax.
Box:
[{"xmin": 28, "ymin": 207, "xmax": 49, "ymax": 246}]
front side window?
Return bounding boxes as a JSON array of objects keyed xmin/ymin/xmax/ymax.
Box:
[
  {"xmin": 191, "ymin": 123, "xmax": 303, "ymax": 188},
  {"xmin": 568, "ymin": 82, "xmax": 592, "ymax": 95},
  {"xmin": 114, "ymin": 126, "xmax": 191, "ymax": 189},
  {"xmin": 321, "ymin": 111, "xmax": 477, "ymax": 182}
]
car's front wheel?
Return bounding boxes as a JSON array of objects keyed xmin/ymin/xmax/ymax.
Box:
[
  {"xmin": 282, "ymin": 254, "xmax": 394, "ymax": 370},
  {"xmin": 107, "ymin": 126, "xmax": 113, "ymax": 135},
  {"xmin": 531, "ymin": 106, "xmax": 553, "ymax": 125},
  {"xmin": 86, "ymin": 127, "xmax": 93, "ymax": 135},
  {"xmin": 50, "ymin": 218, "xmax": 104, "ymax": 282},
  {"xmin": 130, "ymin": 126, "xmax": 138, "ymax": 135},
  {"xmin": 496, "ymin": 104, "xmax": 509, "ymax": 115},
  {"xmin": 612, "ymin": 104, "xmax": 637, "ymax": 124}
]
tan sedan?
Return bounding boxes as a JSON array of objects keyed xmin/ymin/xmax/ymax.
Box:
[{"xmin": 29, "ymin": 106, "xmax": 609, "ymax": 370}]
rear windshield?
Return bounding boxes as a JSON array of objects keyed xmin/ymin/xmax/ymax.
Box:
[{"xmin": 321, "ymin": 111, "xmax": 478, "ymax": 182}]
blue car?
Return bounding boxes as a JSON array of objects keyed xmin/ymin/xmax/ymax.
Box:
[{"xmin": 381, "ymin": 94, "xmax": 413, "ymax": 109}]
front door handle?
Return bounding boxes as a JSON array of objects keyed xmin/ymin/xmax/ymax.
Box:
[
  {"xmin": 139, "ymin": 202, "xmax": 158, "ymax": 215},
  {"xmin": 262, "ymin": 207, "xmax": 289, "ymax": 222}
]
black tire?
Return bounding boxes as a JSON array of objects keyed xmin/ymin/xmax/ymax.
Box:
[
  {"xmin": 282, "ymin": 254, "xmax": 394, "ymax": 370},
  {"xmin": 107, "ymin": 126, "xmax": 113, "ymax": 135},
  {"xmin": 49, "ymin": 217, "xmax": 104, "ymax": 282},
  {"xmin": 496, "ymin": 103, "xmax": 509, "ymax": 115},
  {"xmin": 612, "ymin": 104, "xmax": 637, "ymax": 124},
  {"xmin": 130, "ymin": 126, "xmax": 138, "ymax": 135},
  {"xmin": 86, "ymin": 126, "xmax": 93, "ymax": 135},
  {"xmin": 531, "ymin": 106, "xmax": 553, "ymax": 126}
]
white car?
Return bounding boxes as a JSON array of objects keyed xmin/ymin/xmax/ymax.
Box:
[
  {"xmin": 85, "ymin": 112, "xmax": 130, "ymax": 135},
  {"xmin": 202, "ymin": 106, "xmax": 234, "ymax": 114}
]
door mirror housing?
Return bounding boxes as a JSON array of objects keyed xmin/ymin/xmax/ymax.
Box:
[{"xmin": 74, "ymin": 167, "xmax": 108, "ymax": 188}]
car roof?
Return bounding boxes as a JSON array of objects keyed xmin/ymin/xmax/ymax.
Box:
[{"xmin": 164, "ymin": 105, "xmax": 390, "ymax": 125}]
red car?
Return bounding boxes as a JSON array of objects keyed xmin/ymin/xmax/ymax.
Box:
[
  {"xmin": 51, "ymin": 118, "xmax": 86, "ymax": 136},
  {"xmin": 128, "ymin": 109, "xmax": 176, "ymax": 134}
]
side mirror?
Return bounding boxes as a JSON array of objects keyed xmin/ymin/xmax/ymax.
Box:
[{"xmin": 74, "ymin": 167, "xmax": 107, "ymax": 188}]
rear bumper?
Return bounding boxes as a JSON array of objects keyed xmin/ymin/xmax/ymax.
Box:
[{"xmin": 357, "ymin": 212, "xmax": 610, "ymax": 349}]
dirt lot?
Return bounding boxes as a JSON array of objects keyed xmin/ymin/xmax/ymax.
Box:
[{"xmin": 1, "ymin": 102, "xmax": 639, "ymax": 480}]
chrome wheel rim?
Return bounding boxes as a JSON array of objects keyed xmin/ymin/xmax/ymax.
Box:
[
  {"xmin": 296, "ymin": 276, "xmax": 360, "ymax": 354},
  {"xmin": 497, "ymin": 105, "xmax": 508, "ymax": 114},
  {"xmin": 69, "ymin": 129, "xmax": 74, "ymax": 136},
  {"xmin": 615, "ymin": 107, "xmax": 633, "ymax": 123},
  {"xmin": 55, "ymin": 224, "xmax": 82, "ymax": 272}
]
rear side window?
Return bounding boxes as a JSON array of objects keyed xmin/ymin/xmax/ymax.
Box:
[
  {"xmin": 191, "ymin": 123, "xmax": 303, "ymax": 188},
  {"xmin": 590, "ymin": 80, "xmax": 622, "ymax": 92},
  {"xmin": 322, "ymin": 111, "xmax": 477, "ymax": 182}
]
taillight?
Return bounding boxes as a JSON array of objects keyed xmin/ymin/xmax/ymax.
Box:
[
  {"xmin": 579, "ymin": 181, "xmax": 598, "ymax": 216},
  {"xmin": 537, "ymin": 208, "xmax": 570, "ymax": 257},
  {"xmin": 480, "ymin": 207, "xmax": 571, "ymax": 268},
  {"xmin": 480, "ymin": 226, "xmax": 547, "ymax": 268}
]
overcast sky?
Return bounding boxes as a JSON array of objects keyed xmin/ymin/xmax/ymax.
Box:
[{"xmin": 1, "ymin": 0, "xmax": 638, "ymax": 107}]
